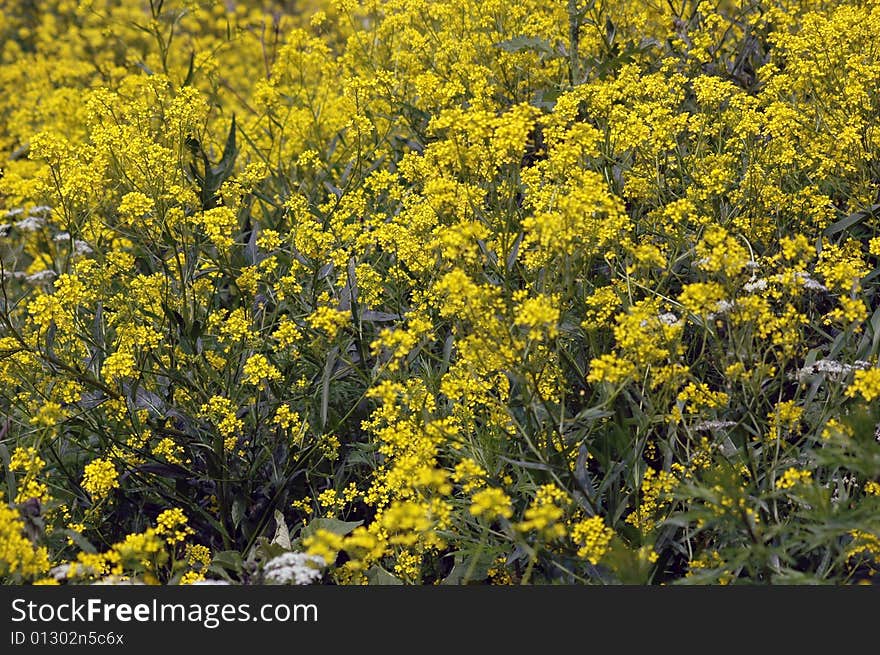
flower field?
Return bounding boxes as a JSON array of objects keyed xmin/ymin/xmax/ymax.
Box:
[{"xmin": 2, "ymin": 0, "xmax": 880, "ymax": 585}]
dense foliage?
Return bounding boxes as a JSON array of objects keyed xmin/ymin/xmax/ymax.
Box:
[{"xmin": 2, "ymin": 0, "xmax": 880, "ymax": 585}]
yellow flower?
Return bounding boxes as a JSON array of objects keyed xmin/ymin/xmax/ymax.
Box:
[
  {"xmin": 570, "ymin": 516, "xmax": 615, "ymax": 565},
  {"xmin": 152, "ymin": 438, "xmax": 184, "ymax": 465},
  {"xmin": 514, "ymin": 293, "xmax": 560, "ymax": 340},
  {"xmin": 678, "ymin": 282, "xmax": 728, "ymax": 318},
  {"xmin": 200, "ymin": 396, "xmax": 243, "ymax": 447},
  {"xmin": 776, "ymin": 468, "xmax": 812, "ymax": 491},
  {"xmin": 515, "ymin": 484, "xmax": 568, "ymax": 539},
  {"xmin": 242, "ymin": 353, "xmax": 281, "ymax": 385},
  {"xmin": 306, "ymin": 306, "xmax": 349, "ymax": 339},
  {"xmin": 303, "ymin": 528, "xmax": 344, "ymax": 564},
  {"xmin": 0, "ymin": 497, "xmax": 51, "ymax": 579},
  {"xmin": 627, "ymin": 468, "xmax": 678, "ymax": 532},
  {"xmin": 846, "ymin": 368, "xmax": 880, "ymax": 403},
  {"xmin": 82, "ymin": 459, "xmax": 119, "ymax": 500},
  {"xmin": 470, "ymin": 487, "xmax": 513, "ymax": 521},
  {"xmin": 155, "ymin": 508, "xmax": 194, "ymax": 545}
]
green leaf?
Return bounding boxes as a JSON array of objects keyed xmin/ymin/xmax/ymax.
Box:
[
  {"xmin": 365, "ymin": 565, "xmax": 403, "ymax": 585},
  {"xmin": 823, "ymin": 203, "xmax": 880, "ymax": 238},
  {"xmin": 574, "ymin": 444, "xmax": 596, "ymax": 507},
  {"xmin": 272, "ymin": 509, "xmax": 291, "ymax": 550},
  {"xmin": 0, "ymin": 443, "xmax": 14, "ymax": 501},
  {"xmin": 442, "ymin": 551, "xmax": 493, "ymax": 585},
  {"xmin": 855, "ymin": 304, "xmax": 880, "ymax": 361},
  {"xmin": 195, "ymin": 115, "xmax": 238, "ymax": 209},
  {"xmin": 63, "ymin": 529, "xmax": 96, "ymax": 555},
  {"xmin": 299, "ymin": 517, "xmax": 362, "ymax": 540},
  {"xmin": 320, "ymin": 346, "xmax": 338, "ymax": 431},
  {"xmin": 213, "ymin": 114, "xmax": 238, "ymax": 180},
  {"xmin": 572, "ymin": 406, "xmax": 614, "ymax": 423},
  {"xmin": 231, "ymin": 497, "xmax": 246, "ymax": 529},
  {"xmin": 254, "ymin": 536, "xmax": 289, "ymax": 562},
  {"xmin": 494, "ymin": 36, "xmax": 555, "ymax": 55},
  {"xmin": 210, "ymin": 550, "xmax": 244, "ymax": 576},
  {"xmin": 182, "ymin": 51, "xmax": 195, "ymax": 86}
]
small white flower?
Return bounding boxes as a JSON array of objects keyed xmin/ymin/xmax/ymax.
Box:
[
  {"xmin": 263, "ymin": 552, "xmax": 326, "ymax": 585},
  {"xmin": 74, "ymin": 240, "xmax": 93, "ymax": 256},
  {"xmin": 794, "ymin": 358, "xmax": 870, "ymax": 382},
  {"xmin": 743, "ymin": 277, "xmax": 768, "ymax": 293},
  {"xmin": 657, "ymin": 312, "xmax": 679, "ymax": 326},
  {"xmin": 0, "ymin": 223, "xmax": 10, "ymax": 237},
  {"xmin": 14, "ymin": 215, "xmax": 46, "ymax": 232},
  {"xmin": 92, "ymin": 576, "xmax": 146, "ymax": 585},
  {"xmin": 190, "ymin": 579, "xmax": 232, "ymax": 585},
  {"xmin": 794, "ymin": 272, "xmax": 827, "ymax": 292},
  {"xmin": 49, "ymin": 563, "xmax": 71, "ymax": 581},
  {"xmin": 715, "ymin": 300, "xmax": 735, "ymax": 313},
  {"xmin": 53, "ymin": 231, "xmax": 71, "ymax": 242},
  {"xmin": 692, "ymin": 420, "xmax": 737, "ymax": 431},
  {"xmin": 26, "ymin": 270, "xmax": 56, "ymax": 284}
]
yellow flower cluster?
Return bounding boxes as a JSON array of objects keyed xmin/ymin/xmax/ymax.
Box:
[
  {"xmin": 776, "ymin": 468, "xmax": 813, "ymax": 491},
  {"xmin": 627, "ymin": 468, "xmax": 678, "ymax": 532},
  {"xmin": 155, "ymin": 508, "xmax": 195, "ymax": 546},
  {"xmin": 470, "ymin": 487, "xmax": 513, "ymax": 521},
  {"xmin": 515, "ymin": 484, "xmax": 568, "ymax": 540},
  {"xmin": 4, "ymin": 0, "xmax": 880, "ymax": 586},
  {"xmin": 570, "ymin": 516, "xmax": 615, "ymax": 565},
  {"xmin": 81, "ymin": 459, "xmax": 119, "ymax": 500},
  {"xmin": 242, "ymin": 353, "xmax": 282, "ymax": 386},
  {"xmin": 200, "ymin": 396, "xmax": 243, "ymax": 451},
  {"xmin": 846, "ymin": 369, "xmax": 880, "ymax": 403},
  {"xmin": 0, "ymin": 497, "xmax": 51, "ymax": 580}
]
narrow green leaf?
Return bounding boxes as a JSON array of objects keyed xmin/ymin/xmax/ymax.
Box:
[
  {"xmin": 366, "ymin": 565, "xmax": 403, "ymax": 585},
  {"xmin": 321, "ymin": 347, "xmax": 338, "ymax": 431},
  {"xmin": 182, "ymin": 51, "xmax": 195, "ymax": 86},
  {"xmin": 0, "ymin": 443, "xmax": 15, "ymax": 501},
  {"xmin": 299, "ymin": 517, "xmax": 362, "ymax": 540},
  {"xmin": 494, "ymin": 36, "xmax": 555, "ymax": 55},
  {"xmin": 231, "ymin": 497, "xmax": 245, "ymax": 529},
  {"xmin": 63, "ymin": 529, "xmax": 97, "ymax": 555},
  {"xmin": 215, "ymin": 114, "xmax": 238, "ymax": 179},
  {"xmin": 823, "ymin": 203, "xmax": 880, "ymax": 238}
]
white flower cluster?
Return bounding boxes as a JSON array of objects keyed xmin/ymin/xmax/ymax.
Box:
[
  {"xmin": 692, "ymin": 420, "xmax": 738, "ymax": 431},
  {"xmin": 13, "ymin": 215, "xmax": 46, "ymax": 232},
  {"xmin": 743, "ymin": 272, "xmax": 827, "ymax": 295},
  {"xmin": 190, "ymin": 579, "xmax": 232, "ymax": 585},
  {"xmin": 263, "ymin": 552, "xmax": 326, "ymax": 585},
  {"xmin": 743, "ymin": 276, "xmax": 768, "ymax": 293},
  {"xmin": 793, "ymin": 271, "xmax": 827, "ymax": 292},
  {"xmin": 793, "ymin": 359, "xmax": 872, "ymax": 382},
  {"xmin": 1, "ymin": 205, "xmax": 53, "ymax": 233},
  {"xmin": 25, "ymin": 270, "xmax": 57, "ymax": 284},
  {"xmin": 53, "ymin": 231, "xmax": 94, "ymax": 255},
  {"xmin": 657, "ymin": 312, "xmax": 680, "ymax": 326},
  {"xmin": 714, "ymin": 299, "xmax": 735, "ymax": 314}
]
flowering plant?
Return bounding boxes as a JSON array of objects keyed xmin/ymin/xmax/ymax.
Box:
[{"xmin": 2, "ymin": 0, "xmax": 880, "ymax": 585}]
